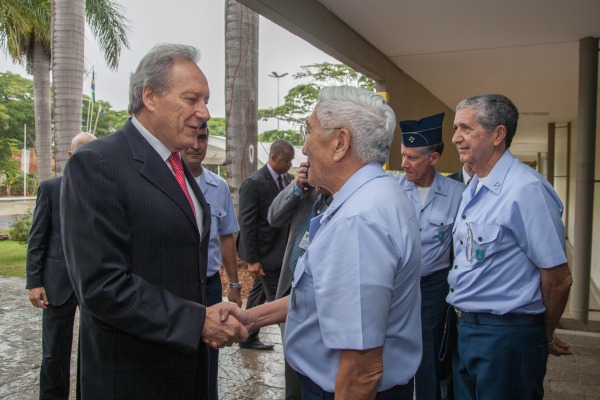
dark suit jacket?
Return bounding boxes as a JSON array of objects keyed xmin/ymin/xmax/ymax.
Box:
[
  {"xmin": 448, "ymin": 170, "xmax": 463, "ymax": 183},
  {"xmin": 268, "ymin": 184, "xmax": 319, "ymax": 300},
  {"xmin": 237, "ymin": 165, "xmax": 292, "ymax": 271},
  {"xmin": 61, "ymin": 119, "xmax": 212, "ymax": 399},
  {"xmin": 26, "ymin": 177, "xmax": 73, "ymax": 306}
]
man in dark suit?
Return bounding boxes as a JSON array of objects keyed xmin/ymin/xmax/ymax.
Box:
[
  {"xmin": 27, "ymin": 131, "xmax": 96, "ymax": 399},
  {"xmin": 237, "ymin": 139, "xmax": 294, "ymax": 350},
  {"xmin": 61, "ymin": 44, "xmax": 247, "ymax": 400},
  {"xmin": 268, "ymin": 161, "xmax": 331, "ymax": 399},
  {"xmin": 448, "ymin": 163, "xmax": 474, "ymax": 185}
]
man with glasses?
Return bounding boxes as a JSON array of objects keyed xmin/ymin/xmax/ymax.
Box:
[
  {"xmin": 448, "ymin": 94, "xmax": 572, "ymax": 400},
  {"xmin": 181, "ymin": 122, "xmax": 242, "ymax": 399},
  {"xmin": 396, "ymin": 112, "xmax": 465, "ymax": 400},
  {"xmin": 219, "ymin": 86, "xmax": 422, "ymax": 399}
]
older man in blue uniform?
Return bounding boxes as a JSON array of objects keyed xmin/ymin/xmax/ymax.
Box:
[
  {"xmin": 396, "ymin": 113, "xmax": 465, "ymax": 400},
  {"xmin": 449, "ymin": 94, "xmax": 572, "ymax": 400},
  {"xmin": 219, "ymin": 86, "xmax": 422, "ymax": 400}
]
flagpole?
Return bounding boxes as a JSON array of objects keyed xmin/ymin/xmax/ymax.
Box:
[
  {"xmin": 23, "ymin": 123, "xmax": 27, "ymax": 197},
  {"xmin": 86, "ymin": 96, "xmax": 93, "ymax": 132},
  {"xmin": 93, "ymin": 106, "xmax": 102, "ymax": 135}
]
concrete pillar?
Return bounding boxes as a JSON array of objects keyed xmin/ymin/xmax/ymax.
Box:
[
  {"xmin": 571, "ymin": 37, "xmax": 599, "ymax": 323},
  {"xmin": 547, "ymin": 123, "xmax": 555, "ymax": 184}
]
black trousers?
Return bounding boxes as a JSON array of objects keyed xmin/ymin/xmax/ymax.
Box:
[
  {"xmin": 40, "ymin": 293, "xmax": 78, "ymax": 400},
  {"xmin": 244, "ymin": 267, "xmax": 280, "ymax": 342}
]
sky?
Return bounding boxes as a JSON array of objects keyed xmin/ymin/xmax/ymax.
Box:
[{"xmin": 0, "ymin": 0, "xmax": 339, "ymax": 132}]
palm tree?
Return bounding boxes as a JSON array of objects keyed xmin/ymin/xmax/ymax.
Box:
[
  {"xmin": 53, "ymin": 0, "xmax": 130, "ymax": 174},
  {"xmin": 1, "ymin": 0, "xmax": 130, "ymax": 178},
  {"xmin": 0, "ymin": 0, "xmax": 52, "ymax": 181},
  {"xmin": 225, "ymin": 0, "xmax": 259, "ymax": 210}
]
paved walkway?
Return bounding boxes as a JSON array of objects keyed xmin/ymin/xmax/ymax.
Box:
[{"xmin": 1, "ymin": 276, "xmax": 599, "ymax": 399}]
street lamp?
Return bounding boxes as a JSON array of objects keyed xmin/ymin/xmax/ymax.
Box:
[{"xmin": 268, "ymin": 71, "xmax": 288, "ymax": 130}]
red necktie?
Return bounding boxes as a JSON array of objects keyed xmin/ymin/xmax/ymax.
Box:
[{"xmin": 168, "ymin": 153, "xmax": 196, "ymax": 218}]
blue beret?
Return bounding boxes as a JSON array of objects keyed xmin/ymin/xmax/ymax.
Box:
[{"xmin": 400, "ymin": 112, "xmax": 445, "ymax": 147}]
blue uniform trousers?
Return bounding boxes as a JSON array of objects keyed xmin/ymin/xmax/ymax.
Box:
[
  {"xmin": 453, "ymin": 313, "xmax": 548, "ymax": 400},
  {"xmin": 206, "ymin": 273, "xmax": 223, "ymax": 400},
  {"xmin": 415, "ymin": 267, "xmax": 451, "ymax": 400},
  {"xmin": 297, "ymin": 372, "xmax": 414, "ymax": 400}
]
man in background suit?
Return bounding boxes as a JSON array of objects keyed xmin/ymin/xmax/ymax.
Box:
[
  {"xmin": 237, "ymin": 139, "xmax": 294, "ymax": 350},
  {"xmin": 268, "ymin": 161, "xmax": 331, "ymax": 399},
  {"xmin": 448, "ymin": 163, "xmax": 474, "ymax": 186},
  {"xmin": 26, "ymin": 131, "xmax": 95, "ymax": 400},
  {"xmin": 61, "ymin": 44, "xmax": 247, "ymax": 399}
]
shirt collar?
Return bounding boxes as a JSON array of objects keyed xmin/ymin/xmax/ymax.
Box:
[
  {"xmin": 323, "ymin": 162, "xmax": 386, "ymax": 220},
  {"xmin": 266, "ymin": 162, "xmax": 281, "ymax": 183},
  {"xmin": 475, "ymin": 150, "xmax": 515, "ymax": 196},
  {"xmin": 131, "ymin": 115, "xmax": 172, "ymax": 162}
]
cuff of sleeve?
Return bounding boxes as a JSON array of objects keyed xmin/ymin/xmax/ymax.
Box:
[{"xmin": 292, "ymin": 181, "xmax": 303, "ymax": 197}]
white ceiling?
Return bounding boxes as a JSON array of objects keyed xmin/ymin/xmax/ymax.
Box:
[{"xmin": 318, "ymin": 0, "xmax": 600, "ymax": 150}]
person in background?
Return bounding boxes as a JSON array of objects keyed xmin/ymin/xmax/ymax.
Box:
[
  {"xmin": 61, "ymin": 43, "xmax": 247, "ymax": 399},
  {"xmin": 268, "ymin": 161, "xmax": 332, "ymax": 400},
  {"xmin": 448, "ymin": 93, "xmax": 572, "ymax": 400},
  {"xmin": 448, "ymin": 162, "xmax": 474, "ymax": 186},
  {"xmin": 26, "ymin": 131, "xmax": 96, "ymax": 400},
  {"xmin": 396, "ymin": 112, "xmax": 464, "ymax": 400},
  {"xmin": 219, "ymin": 86, "xmax": 422, "ymax": 400},
  {"xmin": 237, "ymin": 140, "xmax": 294, "ymax": 350},
  {"xmin": 181, "ymin": 122, "xmax": 242, "ymax": 400}
]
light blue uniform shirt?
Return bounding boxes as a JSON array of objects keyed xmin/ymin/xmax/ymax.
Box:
[
  {"xmin": 195, "ymin": 167, "xmax": 240, "ymax": 277},
  {"xmin": 448, "ymin": 150, "xmax": 567, "ymax": 315},
  {"xmin": 396, "ymin": 171, "xmax": 465, "ymax": 276},
  {"xmin": 285, "ymin": 163, "xmax": 422, "ymax": 392}
]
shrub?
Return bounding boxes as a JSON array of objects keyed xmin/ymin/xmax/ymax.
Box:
[{"xmin": 8, "ymin": 207, "xmax": 33, "ymax": 244}]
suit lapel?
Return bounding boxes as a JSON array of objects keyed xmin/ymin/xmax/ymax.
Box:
[
  {"xmin": 261, "ymin": 165, "xmax": 280, "ymax": 195},
  {"xmin": 184, "ymin": 165, "xmax": 211, "ymax": 243},
  {"xmin": 123, "ymin": 121, "xmax": 199, "ymax": 232}
]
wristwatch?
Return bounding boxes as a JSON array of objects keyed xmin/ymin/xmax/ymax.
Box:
[{"xmin": 229, "ymin": 282, "xmax": 242, "ymax": 289}]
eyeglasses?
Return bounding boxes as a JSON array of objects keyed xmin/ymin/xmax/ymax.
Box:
[
  {"xmin": 197, "ymin": 134, "xmax": 208, "ymax": 142},
  {"xmin": 299, "ymin": 124, "xmax": 343, "ymax": 142}
]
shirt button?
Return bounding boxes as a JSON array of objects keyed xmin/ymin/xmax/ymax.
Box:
[
  {"xmin": 478, "ymin": 237, "xmax": 483, "ymax": 242},
  {"xmin": 460, "ymin": 240, "xmax": 463, "ymax": 245},
  {"xmin": 462, "ymin": 215, "xmax": 466, "ymax": 220},
  {"xmin": 450, "ymin": 288, "xmax": 454, "ymax": 292},
  {"xmin": 454, "ymin": 265, "xmax": 458, "ymax": 269}
]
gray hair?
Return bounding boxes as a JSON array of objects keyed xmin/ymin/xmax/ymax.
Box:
[
  {"xmin": 128, "ymin": 44, "xmax": 200, "ymax": 115},
  {"xmin": 315, "ymin": 86, "xmax": 396, "ymax": 164},
  {"xmin": 456, "ymin": 94, "xmax": 519, "ymax": 148}
]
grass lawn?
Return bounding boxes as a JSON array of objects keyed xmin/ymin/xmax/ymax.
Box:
[{"xmin": 0, "ymin": 240, "xmax": 27, "ymax": 277}]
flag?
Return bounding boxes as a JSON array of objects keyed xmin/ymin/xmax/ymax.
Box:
[
  {"xmin": 91, "ymin": 70, "xmax": 96, "ymax": 103},
  {"xmin": 99, "ymin": 106, "xmax": 105, "ymax": 116}
]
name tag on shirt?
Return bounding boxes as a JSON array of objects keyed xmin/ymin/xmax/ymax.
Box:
[{"xmin": 299, "ymin": 231, "xmax": 310, "ymax": 250}]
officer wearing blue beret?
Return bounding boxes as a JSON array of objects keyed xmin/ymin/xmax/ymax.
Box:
[{"xmin": 396, "ymin": 112, "xmax": 465, "ymax": 400}]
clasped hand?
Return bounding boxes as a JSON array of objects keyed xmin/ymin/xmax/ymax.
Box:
[
  {"xmin": 202, "ymin": 302, "xmax": 250, "ymax": 348},
  {"xmin": 203, "ymin": 303, "xmax": 253, "ymax": 349}
]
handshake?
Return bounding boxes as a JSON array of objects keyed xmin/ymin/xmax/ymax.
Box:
[
  {"xmin": 200, "ymin": 302, "xmax": 253, "ymax": 349},
  {"xmin": 200, "ymin": 297, "xmax": 287, "ymax": 348}
]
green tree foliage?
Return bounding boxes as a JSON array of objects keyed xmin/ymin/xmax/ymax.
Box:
[
  {"xmin": 81, "ymin": 96, "xmax": 129, "ymax": 137},
  {"xmin": 207, "ymin": 117, "xmax": 225, "ymax": 136},
  {"xmin": 8, "ymin": 208, "xmax": 33, "ymax": 244},
  {"xmin": 259, "ymin": 129, "xmax": 304, "ymax": 146},
  {"xmin": 258, "ymin": 63, "xmax": 375, "ymax": 143},
  {"xmin": 0, "ymin": 72, "xmax": 35, "ymax": 145}
]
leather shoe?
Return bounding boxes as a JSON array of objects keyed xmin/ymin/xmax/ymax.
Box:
[{"xmin": 239, "ymin": 339, "xmax": 274, "ymax": 350}]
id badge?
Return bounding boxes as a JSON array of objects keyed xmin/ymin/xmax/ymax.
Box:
[{"xmin": 299, "ymin": 231, "xmax": 310, "ymax": 250}]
